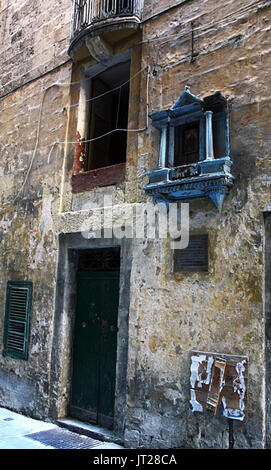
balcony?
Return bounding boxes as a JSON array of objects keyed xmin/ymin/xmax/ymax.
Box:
[{"xmin": 69, "ymin": 0, "xmax": 143, "ymax": 60}]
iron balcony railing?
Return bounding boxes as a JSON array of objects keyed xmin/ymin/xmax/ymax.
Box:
[{"xmin": 72, "ymin": 0, "xmax": 144, "ymax": 37}]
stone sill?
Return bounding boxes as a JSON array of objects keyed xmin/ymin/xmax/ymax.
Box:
[{"xmin": 72, "ymin": 162, "xmax": 126, "ymax": 193}]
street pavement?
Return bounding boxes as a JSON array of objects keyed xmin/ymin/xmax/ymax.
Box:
[{"xmin": 0, "ymin": 407, "xmax": 124, "ymax": 449}]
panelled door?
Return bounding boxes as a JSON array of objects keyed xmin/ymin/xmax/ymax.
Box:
[{"xmin": 70, "ymin": 271, "xmax": 120, "ymax": 429}]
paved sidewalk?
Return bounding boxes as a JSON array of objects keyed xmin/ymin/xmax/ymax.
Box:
[{"xmin": 0, "ymin": 407, "xmax": 124, "ymax": 450}]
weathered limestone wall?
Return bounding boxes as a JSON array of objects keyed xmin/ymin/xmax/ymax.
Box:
[
  {"xmin": 0, "ymin": 0, "xmax": 143, "ymax": 422},
  {"xmin": 0, "ymin": 66, "xmax": 73, "ymax": 418},
  {"xmin": 123, "ymin": 0, "xmax": 271, "ymax": 448},
  {"xmin": 0, "ymin": 0, "xmax": 72, "ymax": 98},
  {"xmin": 0, "ymin": 0, "xmax": 72, "ymax": 418},
  {"xmin": 0, "ymin": 0, "xmax": 271, "ymax": 449}
]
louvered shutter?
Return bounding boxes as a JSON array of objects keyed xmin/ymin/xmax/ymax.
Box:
[
  {"xmin": 3, "ymin": 281, "xmax": 32, "ymax": 360},
  {"xmin": 174, "ymin": 235, "xmax": 208, "ymax": 272}
]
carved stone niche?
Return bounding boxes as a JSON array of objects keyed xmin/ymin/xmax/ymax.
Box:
[{"xmin": 144, "ymin": 86, "xmax": 234, "ymax": 212}]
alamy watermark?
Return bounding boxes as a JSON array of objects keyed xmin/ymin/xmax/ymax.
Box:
[{"xmin": 80, "ymin": 195, "xmax": 190, "ymax": 249}]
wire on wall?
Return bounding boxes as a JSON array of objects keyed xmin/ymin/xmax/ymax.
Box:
[
  {"xmin": 1, "ymin": 0, "xmax": 270, "ymax": 207},
  {"xmin": 138, "ymin": 0, "xmax": 271, "ymax": 49},
  {"xmin": 13, "ymin": 65, "xmax": 150, "ymax": 202},
  {"xmin": 68, "ymin": 65, "xmax": 148, "ymax": 109},
  {"xmin": 13, "ymin": 82, "xmax": 69, "ymax": 201},
  {"xmin": 1, "ymin": 0, "xmax": 269, "ymax": 103}
]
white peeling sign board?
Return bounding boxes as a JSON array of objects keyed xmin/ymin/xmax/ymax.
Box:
[{"xmin": 189, "ymin": 350, "xmax": 249, "ymax": 421}]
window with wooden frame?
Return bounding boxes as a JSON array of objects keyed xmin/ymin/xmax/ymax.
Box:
[
  {"xmin": 72, "ymin": 57, "xmax": 131, "ymax": 193},
  {"xmin": 3, "ymin": 281, "xmax": 32, "ymax": 360},
  {"xmin": 87, "ymin": 60, "xmax": 130, "ymax": 171}
]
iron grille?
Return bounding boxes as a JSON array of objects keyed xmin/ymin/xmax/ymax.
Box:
[
  {"xmin": 3, "ymin": 281, "xmax": 32, "ymax": 360},
  {"xmin": 72, "ymin": 0, "xmax": 143, "ymax": 36},
  {"xmin": 25, "ymin": 428, "xmax": 102, "ymax": 449},
  {"xmin": 77, "ymin": 247, "xmax": 120, "ymax": 272}
]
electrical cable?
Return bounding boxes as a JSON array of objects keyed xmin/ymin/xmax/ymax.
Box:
[
  {"xmin": 61, "ymin": 64, "xmax": 150, "ymax": 144},
  {"xmin": 1, "ymin": 0, "xmax": 270, "ymax": 206},
  {"xmin": 68, "ymin": 65, "xmax": 147, "ymax": 109},
  {"xmin": 141, "ymin": 0, "xmax": 268, "ymax": 27},
  {"xmin": 139, "ymin": 0, "xmax": 270, "ymax": 48},
  {"xmin": 1, "ymin": 0, "xmax": 269, "ymax": 102},
  {"xmin": 115, "ymin": 87, "xmax": 121, "ymax": 129},
  {"xmin": 0, "ymin": 59, "xmax": 72, "ymax": 101},
  {"xmin": 141, "ymin": 0, "xmax": 193, "ymax": 24},
  {"xmin": 13, "ymin": 83, "xmax": 59, "ymax": 201},
  {"xmin": 12, "ymin": 65, "xmax": 150, "ymax": 202}
]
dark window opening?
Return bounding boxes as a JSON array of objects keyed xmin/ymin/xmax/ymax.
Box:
[
  {"xmin": 77, "ymin": 247, "xmax": 120, "ymax": 272},
  {"xmin": 204, "ymin": 92, "xmax": 228, "ymax": 160},
  {"xmin": 212, "ymin": 113, "xmax": 227, "ymax": 159},
  {"xmin": 86, "ymin": 61, "xmax": 130, "ymax": 171},
  {"xmin": 174, "ymin": 122, "xmax": 199, "ymax": 166}
]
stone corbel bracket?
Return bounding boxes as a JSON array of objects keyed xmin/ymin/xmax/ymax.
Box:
[{"xmin": 144, "ymin": 167, "xmax": 234, "ymax": 212}]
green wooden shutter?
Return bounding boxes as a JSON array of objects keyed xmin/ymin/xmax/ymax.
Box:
[{"xmin": 3, "ymin": 281, "xmax": 32, "ymax": 360}]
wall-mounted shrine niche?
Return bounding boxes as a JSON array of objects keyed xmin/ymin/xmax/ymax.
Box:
[
  {"xmin": 144, "ymin": 87, "xmax": 234, "ymax": 212},
  {"xmin": 189, "ymin": 350, "xmax": 248, "ymax": 421}
]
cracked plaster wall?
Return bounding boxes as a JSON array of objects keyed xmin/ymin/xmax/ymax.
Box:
[{"xmin": 0, "ymin": 0, "xmax": 271, "ymax": 449}]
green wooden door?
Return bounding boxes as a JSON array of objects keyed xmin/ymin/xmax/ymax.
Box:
[{"xmin": 70, "ymin": 272, "xmax": 120, "ymax": 428}]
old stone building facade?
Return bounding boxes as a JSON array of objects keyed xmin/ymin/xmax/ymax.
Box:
[{"xmin": 1, "ymin": 0, "xmax": 271, "ymax": 449}]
